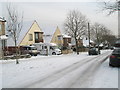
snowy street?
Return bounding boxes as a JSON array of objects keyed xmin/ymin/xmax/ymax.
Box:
[{"xmin": 1, "ymin": 50, "xmax": 118, "ymax": 88}]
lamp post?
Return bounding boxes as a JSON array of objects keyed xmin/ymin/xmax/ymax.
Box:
[{"xmin": 118, "ymin": 6, "xmax": 120, "ymax": 38}]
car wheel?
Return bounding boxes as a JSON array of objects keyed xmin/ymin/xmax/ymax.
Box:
[
  {"xmin": 88, "ymin": 53, "xmax": 91, "ymax": 55},
  {"xmin": 34, "ymin": 54, "xmax": 37, "ymax": 56},
  {"xmin": 109, "ymin": 63, "xmax": 113, "ymax": 67},
  {"xmin": 29, "ymin": 53, "xmax": 33, "ymax": 56},
  {"xmin": 52, "ymin": 52, "xmax": 56, "ymax": 55}
]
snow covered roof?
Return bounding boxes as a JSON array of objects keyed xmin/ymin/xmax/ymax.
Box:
[
  {"xmin": 0, "ymin": 35, "xmax": 8, "ymax": 40},
  {"xmin": 0, "ymin": 17, "xmax": 6, "ymax": 22},
  {"xmin": 99, "ymin": 43, "xmax": 104, "ymax": 47},
  {"xmin": 62, "ymin": 34, "xmax": 71, "ymax": 38}
]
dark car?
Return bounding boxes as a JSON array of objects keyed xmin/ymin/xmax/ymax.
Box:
[
  {"xmin": 88, "ymin": 48, "xmax": 100, "ymax": 55},
  {"xmin": 109, "ymin": 48, "xmax": 120, "ymax": 67}
]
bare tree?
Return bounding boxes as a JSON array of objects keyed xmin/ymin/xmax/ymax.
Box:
[
  {"xmin": 90, "ymin": 22, "xmax": 115, "ymax": 47},
  {"xmin": 64, "ymin": 10, "xmax": 88, "ymax": 55},
  {"xmin": 6, "ymin": 3, "xmax": 23, "ymax": 64},
  {"xmin": 102, "ymin": 0, "xmax": 120, "ymax": 15}
]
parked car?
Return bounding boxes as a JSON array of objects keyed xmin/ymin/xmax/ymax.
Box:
[
  {"xmin": 20, "ymin": 46, "xmax": 38, "ymax": 56},
  {"xmin": 4, "ymin": 46, "xmax": 38, "ymax": 56},
  {"xmin": 109, "ymin": 48, "xmax": 120, "ymax": 67},
  {"xmin": 88, "ymin": 48, "xmax": 100, "ymax": 55},
  {"xmin": 110, "ymin": 46, "xmax": 114, "ymax": 50}
]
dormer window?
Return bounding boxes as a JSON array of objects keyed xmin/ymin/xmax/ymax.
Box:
[
  {"xmin": 34, "ymin": 32, "xmax": 43, "ymax": 43},
  {"xmin": 57, "ymin": 35, "xmax": 62, "ymax": 40}
]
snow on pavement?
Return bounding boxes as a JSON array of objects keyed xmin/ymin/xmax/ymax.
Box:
[
  {"xmin": 1, "ymin": 50, "xmax": 118, "ymax": 88},
  {"xmin": 90, "ymin": 58, "xmax": 118, "ymax": 88}
]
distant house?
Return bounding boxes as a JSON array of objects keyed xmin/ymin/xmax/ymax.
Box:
[
  {"xmin": 50, "ymin": 26, "xmax": 63, "ymax": 48},
  {"xmin": 50, "ymin": 26, "xmax": 72, "ymax": 49},
  {"xmin": 62, "ymin": 34, "xmax": 71, "ymax": 48},
  {"xmin": 83, "ymin": 38, "xmax": 94, "ymax": 47},
  {"xmin": 19, "ymin": 20, "xmax": 44, "ymax": 46},
  {"xmin": 71, "ymin": 38, "xmax": 84, "ymax": 52},
  {"xmin": 0, "ymin": 17, "xmax": 7, "ymax": 59}
]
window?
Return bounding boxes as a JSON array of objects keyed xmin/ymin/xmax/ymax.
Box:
[
  {"xmin": 42, "ymin": 46, "xmax": 44, "ymax": 49},
  {"xmin": 58, "ymin": 36, "xmax": 62, "ymax": 40},
  {"xmin": 35, "ymin": 32, "xmax": 39, "ymax": 40},
  {"xmin": 50, "ymin": 46, "xmax": 53, "ymax": 50},
  {"xmin": 113, "ymin": 49, "xmax": 120, "ymax": 54},
  {"xmin": 44, "ymin": 46, "xmax": 47, "ymax": 49},
  {"xmin": 39, "ymin": 33, "xmax": 43, "ymax": 39},
  {"xmin": 29, "ymin": 34, "xmax": 33, "ymax": 41}
]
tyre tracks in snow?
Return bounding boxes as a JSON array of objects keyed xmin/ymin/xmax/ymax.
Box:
[
  {"xmin": 24, "ymin": 51, "xmax": 112, "ymax": 88},
  {"xmin": 66, "ymin": 52, "xmax": 110, "ymax": 88}
]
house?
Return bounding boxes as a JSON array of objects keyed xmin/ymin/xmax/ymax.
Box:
[
  {"xmin": 50, "ymin": 26, "xmax": 72, "ymax": 49},
  {"xmin": 83, "ymin": 38, "xmax": 94, "ymax": 47},
  {"xmin": 50, "ymin": 26, "xmax": 63, "ymax": 48},
  {"xmin": 19, "ymin": 20, "xmax": 44, "ymax": 46},
  {"xmin": 71, "ymin": 38, "xmax": 84, "ymax": 52},
  {"xmin": 62, "ymin": 34, "xmax": 71, "ymax": 48},
  {"xmin": 50, "ymin": 26, "xmax": 72, "ymax": 54},
  {"xmin": 0, "ymin": 17, "xmax": 7, "ymax": 59}
]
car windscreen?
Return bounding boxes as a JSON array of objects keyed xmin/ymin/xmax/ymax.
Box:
[
  {"xmin": 50, "ymin": 46, "xmax": 57, "ymax": 50},
  {"xmin": 113, "ymin": 49, "xmax": 120, "ymax": 54},
  {"xmin": 31, "ymin": 47, "xmax": 37, "ymax": 50},
  {"xmin": 90, "ymin": 48, "xmax": 96, "ymax": 50}
]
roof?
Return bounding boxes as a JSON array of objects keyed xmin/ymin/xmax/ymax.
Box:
[
  {"xmin": 7, "ymin": 20, "xmax": 63, "ymax": 46},
  {"xmin": 0, "ymin": 17, "xmax": 6, "ymax": 22},
  {"xmin": 0, "ymin": 35, "xmax": 8, "ymax": 40},
  {"xmin": 62, "ymin": 34, "xmax": 71, "ymax": 38},
  {"xmin": 7, "ymin": 20, "xmax": 34, "ymax": 46},
  {"xmin": 51, "ymin": 26, "xmax": 62, "ymax": 43}
]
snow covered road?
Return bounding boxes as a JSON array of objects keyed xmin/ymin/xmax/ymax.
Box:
[{"xmin": 1, "ymin": 50, "xmax": 118, "ymax": 88}]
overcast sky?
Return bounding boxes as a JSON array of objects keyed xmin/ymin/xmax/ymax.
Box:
[{"xmin": 0, "ymin": 0, "xmax": 118, "ymax": 36}]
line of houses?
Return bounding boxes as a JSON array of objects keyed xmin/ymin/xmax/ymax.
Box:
[{"xmin": 0, "ymin": 18, "xmax": 94, "ymax": 59}]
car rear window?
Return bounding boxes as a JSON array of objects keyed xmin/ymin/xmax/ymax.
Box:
[{"xmin": 113, "ymin": 49, "xmax": 120, "ymax": 54}]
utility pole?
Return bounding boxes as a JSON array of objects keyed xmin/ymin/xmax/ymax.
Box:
[
  {"xmin": 118, "ymin": 7, "xmax": 120, "ymax": 38},
  {"xmin": 96, "ymin": 27, "xmax": 100, "ymax": 54},
  {"xmin": 88, "ymin": 22, "xmax": 90, "ymax": 50}
]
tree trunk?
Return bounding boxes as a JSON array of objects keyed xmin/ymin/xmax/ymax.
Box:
[
  {"xmin": 75, "ymin": 38, "xmax": 79, "ymax": 55},
  {"xmin": 15, "ymin": 39, "xmax": 19, "ymax": 64}
]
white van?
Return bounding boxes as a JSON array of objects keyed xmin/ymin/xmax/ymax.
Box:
[{"xmin": 33, "ymin": 43, "xmax": 62, "ymax": 55}]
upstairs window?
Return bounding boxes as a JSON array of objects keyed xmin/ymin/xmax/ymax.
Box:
[{"xmin": 29, "ymin": 34, "xmax": 33, "ymax": 41}]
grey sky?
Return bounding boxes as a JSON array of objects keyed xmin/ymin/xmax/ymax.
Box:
[{"xmin": 1, "ymin": 1, "xmax": 118, "ymax": 36}]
